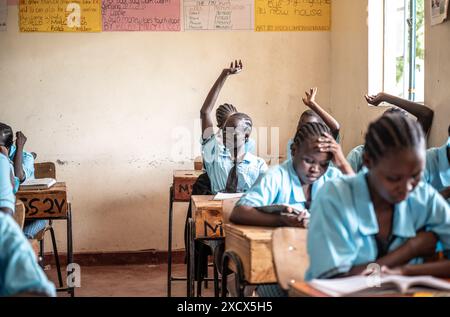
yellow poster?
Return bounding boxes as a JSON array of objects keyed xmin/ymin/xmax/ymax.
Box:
[
  {"xmin": 255, "ymin": 0, "xmax": 331, "ymax": 32},
  {"xmin": 19, "ymin": 0, "xmax": 102, "ymax": 32}
]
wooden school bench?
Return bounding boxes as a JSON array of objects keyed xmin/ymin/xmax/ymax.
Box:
[
  {"xmin": 167, "ymin": 170, "xmax": 203, "ymax": 297},
  {"xmin": 16, "ymin": 162, "xmax": 74, "ymax": 297}
]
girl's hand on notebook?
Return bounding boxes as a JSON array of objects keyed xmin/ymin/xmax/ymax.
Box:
[
  {"xmin": 15, "ymin": 131, "xmax": 27, "ymax": 149},
  {"xmin": 365, "ymin": 92, "xmax": 387, "ymax": 107},
  {"xmin": 224, "ymin": 60, "xmax": 243, "ymax": 76},
  {"xmin": 279, "ymin": 207, "xmax": 309, "ymax": 228},
  {"xmin": 302, "ymin": 87, "xmax": 318, "ymax": 107},
  {"xmin": 380, "ymin": 266, "xmax": 404, "ymax": 276}
]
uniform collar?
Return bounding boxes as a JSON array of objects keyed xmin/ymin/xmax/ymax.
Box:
[{"xmin": 354, "ymin": 172, "xmax": 416, "ymax": 238}]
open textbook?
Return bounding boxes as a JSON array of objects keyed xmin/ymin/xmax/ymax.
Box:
[
  {"xmin": 213, "ymin": 192, "xmax": 244, "ymax": 200},
  {"xmin": 19, "ymin": 178, "xmax": 57, "ymax": 190},
  {"xmin": 309, "ymin": 275, "xmax": 450, "ymax": 297}
]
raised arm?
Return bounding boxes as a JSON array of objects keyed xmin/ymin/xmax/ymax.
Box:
[
  {"xmin": 200, "ymin": 60, "xmax": 243, "ymax": 141},
  {"xmin": 303, "ymin": 88, "xmax": 340, "ymax": 139},
  {"xmin": 365, "ymin": 92, "xmax": 434, "ymax": 136},
  {"xmin": 12, "ymin": 131, "xmax": 27, "ymax": 183}
]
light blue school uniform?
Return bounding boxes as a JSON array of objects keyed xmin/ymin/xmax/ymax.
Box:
[
  {"xmin": 9, "ymin": 146, "xmax": 47, "ymax": 239},
  {"xmin": 346, "ymin": 144, "xmax": 365, "ymax": 173},
  {"xmin": 306, "ymin": 172, "xmax": 450, "ymax": 281},
  {"xmin": 9, "ymin": 145, "xmax": 35, "ymax": 182},
  {"xmin": 0, "ymin": 154, "xmax": 15, "ymax": 214},
  {"xmin": 246, "ymin": 138, "xmax": 256, "ymax": 155},
  {"xmin": 202, "ymin": 134, "xmax": 268, "ymax": 194},
  {"xmin": 236, "ymin": 158, "xmax": 344, "ymax": 211},
  {"xmin": 0, "ymin": 212, "xmax": 56, "ymax": 297},
  {"xmin": 424, "ymin": 137, "xmax": 450, "ymax": 203}
]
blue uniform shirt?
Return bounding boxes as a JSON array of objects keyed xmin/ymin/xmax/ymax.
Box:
[
  {"xmin": 0, "ymin": 212, "xmax": 56, "ymax": 297},
  {"xmin": 236, "ymin": 159, "xmax": 344, "ymax": 211},
  {"xmin": 346, "ymin": 144, "xmax": 365, "ymax": 173},
  {"xmin": 9, "ymin": 145, "xmax": 35, "ymax": 183},
  {"xmin": 424, "ymin": 137, "xmax": 450, "ymax": 203},
  {"xmin": 202, "ymin": 134, "xmax": 268, "ymax": 194},
  {"xmin": 306, "ymin": 172, "xmax": 450, "ymax": 281},
  {"xmin": 0, "ymin": 154, "xmax": 15, "ymax": 213}
]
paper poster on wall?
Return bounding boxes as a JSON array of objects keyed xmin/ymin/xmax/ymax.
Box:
[
  {"xmin": 255, "ymin": 0, "xmax": 331, "ymax": 32},
  {"xmin": 431, "ymin": 0, "xmax": 449, "ymax": 26},
  {"xmin": 19, "ymin": 0, "xmax": 102, "ymax": 32},
  {"xmin": 184, "ymin": 0, "xmax": 253, "ymax": 31},
  {"xmin": 102, "ymin": 0, "xmax": 180, "ymax": 32},
  {"xmin": 0, "ymin": 0, "xmax": 7, "ymax": 31}
]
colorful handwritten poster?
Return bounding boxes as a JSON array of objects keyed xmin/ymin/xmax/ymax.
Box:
[
  {"xmin": 255, "ymin": 0, "xmax": 331, "ymax": 32},
  {"xmin": 102, "ymin": 0, "xmax": 180, "ymax": 32},
  {"xmin": 0, "ymin": 0, "xmax": 7, "ymax": 31},
  {"xmin": 19, "ymin": 0, "xmax": 102, "ymax": 32},
  {"xmin": 184, "ymin": 0, "xmax": 253, "ymax": 31}
]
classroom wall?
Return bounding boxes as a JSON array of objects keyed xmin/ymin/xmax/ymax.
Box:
[
  {"xmin": 0, "ymin": 5, "xmax": 331, "ymax": 253},
  {"xmin": 425, "ymin": 0, "xmax": 450, "ymax": 147},
  {"xmin": 330, "ymin": 0, "xmax": 384, "ymax": 154}
]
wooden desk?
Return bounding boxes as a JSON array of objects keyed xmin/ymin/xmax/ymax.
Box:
[
  {"xmin": 17, "ymin": 182, "xmax": 68, "ymax": 219},
  {"xmin": 191, "ymin": 195, "xmax": 224, "ymax": 238},
  {"xmin": 289, "ymin": 279, "xmax": 450, "ymax": 297},
  {"xmin": 173, "ymin": 170, "xmax": 203, "ymax": 201},
  {"xmin": 16, "ymin": 182, "xmax": 74, "ymax": 297},
  {"xmin": 224, "ymin": 223, "xmax": 276, "ymax": 284}
]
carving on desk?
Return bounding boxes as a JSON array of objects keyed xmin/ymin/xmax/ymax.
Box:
[
  {"xmin": 203, "ymin": 219, "xmax": 224, "ymax": 237},
  {"xmin": 177, "ymin": 183, "xmax": 193, "ymax": 195},
  {"xmin": 20, "ymin": 197, "xmax": 67, "ymax": 217}
]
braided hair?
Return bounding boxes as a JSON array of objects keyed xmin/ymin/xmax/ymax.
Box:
[
  {"xmin": 292, "ymin": 122, "xmax": 331, "ymax": 149},
  {"xmin": 364, "ymin": 113, "xmax": 425, "ymax": 164},
  {"xmin": 216, "ymin": 103, "xmax": 238, "ymax": 128},
  {"xmin": 0, "ymin": 122, "xmax": 13, "ymax": 149}
]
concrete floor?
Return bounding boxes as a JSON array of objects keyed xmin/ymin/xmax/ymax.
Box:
[{"xmin": 45, "ymin": 264, "xmax": 215, "ymax": 297}]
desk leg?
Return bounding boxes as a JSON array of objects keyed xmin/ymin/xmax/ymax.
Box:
[
  {"xmin": 67, "ymin": 206, "xmax": 75, "ymax": 297},
  {"xmin": 187, "ymin": 218, "xmax": 196, "ymax": 297},
  {"xmin": 167, "ymin": 186, "xmax": 174, "ymax": 297},
  {"xmin": 221, "ymin": 251, "xmax": 245, "ymax": 297}
]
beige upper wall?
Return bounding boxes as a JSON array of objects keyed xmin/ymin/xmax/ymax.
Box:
[
  {"xmin": 425, "ymin": 0, "xmax": 450, "ymax": 147},
  {"xmin": 0, "ymin": 6, "xmax": 331, "ymax": 252}
]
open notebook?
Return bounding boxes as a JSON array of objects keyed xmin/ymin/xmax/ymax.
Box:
[
  {"xmin": 19, "ymin": 178, "xmax": 57, "ymax": 190},
  {"xmin": 309, "ymin": 275, "xmax": 450, "ymax": 297},
  {"xmin": 213, "ymin": 192, "xmax": 244, "ymax": 201}
]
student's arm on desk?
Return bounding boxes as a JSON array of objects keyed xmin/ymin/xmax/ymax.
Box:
[
  {"xmin": 336, "ymin": 231, "xmax": 439, "ymax": 277},
  {"xmin": 230, "ymin": 205, "xmax": 305, "ymax": 228}
]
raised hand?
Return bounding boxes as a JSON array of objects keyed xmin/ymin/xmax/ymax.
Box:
[
  {"xmin": 15, "ymin": 131, "xmax": 27, "ymax": 150},
  {"xmin": 224, "ymin": 60, "xmax": 243, "ymax": 76},
  {"xmin": 365, "ymin": 92, "xmax": 387, "ymax": 107},
  {"xmin": 302, "ymin": 87, "xmax": 318, "ymax": 107}
]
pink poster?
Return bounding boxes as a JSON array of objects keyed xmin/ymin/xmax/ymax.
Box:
[{"xmin": 102, "ymin": 0, "xmax": 180, "ymax": 32}]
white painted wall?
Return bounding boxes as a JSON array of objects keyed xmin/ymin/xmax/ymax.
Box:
[{"xmin": 0, "ymin": 5, "xmax": 331, "ymax": 252}]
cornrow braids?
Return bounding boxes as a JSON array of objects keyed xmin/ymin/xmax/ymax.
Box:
[
  {"xmin": 364, "ymin": 113, "xmax": 425, "ymax": 163},
  {"xmin": 0, "ymin": 122, "xmax": 13, "ymax": 149},
  {"xmin": 226, "ymin": 112, "xmax": 253, "ymax": 134},
  {"xmin": 293, "ymin": 122, "xmax": 331, "ymax": 147},
  {"xmin": 216, "ymin": 103, "xmax": 238, "ymax": 128}
]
